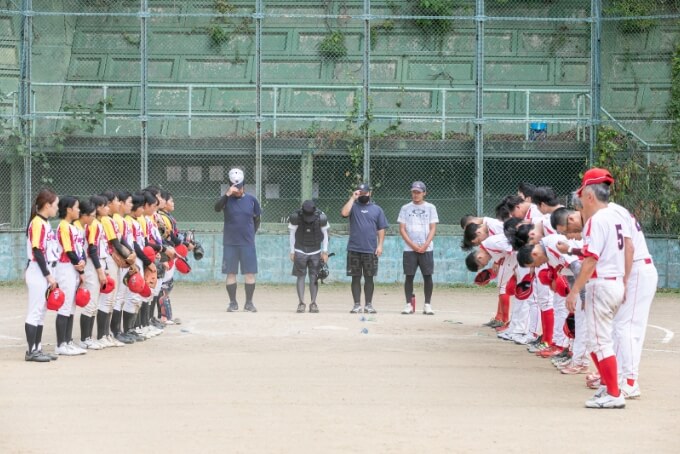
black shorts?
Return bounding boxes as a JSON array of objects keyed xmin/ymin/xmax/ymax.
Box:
[
  {"xmin": 403, "ymin": 251, "xmax": 434, "ymax": 275},
  {"xmin": 291, "ymin": 252, "xmax": 321, "ymax": 277},
  {"xmin": 346, "ymin": 251, "xmax": 379, "ymax": 277}
]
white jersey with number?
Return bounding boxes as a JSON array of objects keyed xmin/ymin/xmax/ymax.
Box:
[
  {"xmin": 582, "ymin": 206, "xmax": 627, "ymax": 278},
  {"xmin": 609, "ymin": 202, "xmax": 651, "ymax": 261},
  {"xmin": 481, "ymin": 233, "xmax": 512, "ymax": 264}
]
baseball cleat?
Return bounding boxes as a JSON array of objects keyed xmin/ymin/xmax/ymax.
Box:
[
  {"xmin": 620, "ymin": 382, "xmax": 641, "ymax": 399},
  {"xmin": 401, "ymin": 304, "xmax": 414, "ymax": 314},
  {"xmin": 296, "ymin": 302, "xmax": 306, "ymax": 313},
  {"xmin": 309, "ymin": 302, "xmax": 319, "ymax": 313},
  {"xmin": 350, "ymin": 304, "xmax": 362, "ymax": 314},
  {"xmin": 364, "ymin": 304, "xmax": 377, "ymax": 314},
  {"xmin": 585, "ymin": 392, "xmax": 625, "ymax": 409}
]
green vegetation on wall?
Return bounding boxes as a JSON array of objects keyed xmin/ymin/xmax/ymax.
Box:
[
  {"xmin": 670, "ymin": 42, "xmax": 680, "ymax": 151},
  {"xmin": 595, "ymin": 126, "xmax": 680, "ymax": 235}
]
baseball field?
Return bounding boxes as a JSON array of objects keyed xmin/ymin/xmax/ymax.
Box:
[{"xmin": 1, "ymin": 283, "xmax": 678, "ymax": 453}]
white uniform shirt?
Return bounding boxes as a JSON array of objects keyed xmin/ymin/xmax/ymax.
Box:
[
  {"xmin": 397, "ymin": 201, "xmax": 439, "ymax": 252},
  {"xmin": 481, "ymin": 233, "xmax": 512, "ymax": 264},
  {"xmin": 483, "ymin": 217, "xmax": 504, "ymax": 236},
  {"xmin": 609, "ymin": 202, "xmax": 651, "ymax": 262},
  {"xmin": 524, "ymin": 203, "xmax": 543, "ymax": 221},
  {"xmin": 582, "ymin": 205, "xmax": 628, "ymax": 278},
  {"xmin": 541, "ymin": 233, "xmax": 579, "ymax": 276}
]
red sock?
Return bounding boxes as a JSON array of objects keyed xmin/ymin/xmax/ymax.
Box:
[
  {"xmin": 627, "ymin": 378, "xmax": 635, "ymax": 387},
  {"xmin": 599, "ymin": 356, "xmax": 620, "ymax": 397},
  {"xmin": 494, "ymin": 295, "xmax": 502, "ymax": 321},
  {"xmin": 499, "ymin": 294, "xmax": 510, "ymax": 323},
  {"xmin": 541, "ymin": 309, "xmax": 554, "ymax": 346},
  {"xmin": 590, "ymin": 352, "xmax": 602, "ymax": 381}
]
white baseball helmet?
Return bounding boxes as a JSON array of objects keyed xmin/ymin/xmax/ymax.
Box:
[{"xmin": 228, "ymin": 168, "xmax": 244, "ymax": 185}]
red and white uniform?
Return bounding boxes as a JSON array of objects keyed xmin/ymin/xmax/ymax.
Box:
[
  {"xmin": 524, "ymin": 203, "xmax": 543, "ymax": 222},
  {"xmin": 483, "ymin": 217, "xmax": 504, "ymax": 236},
  {"xmin": 123, "ymin": 215, "xmax": 147, "ymax": 314},
  {"xmin": 582, "ymin": 205, "xmax": 627, "ymax": 360},
  {"xmin": 98, "ymin": 215, "xmax": 120, "ymax": 313},
  {"xmin": 114, "ymin": 213, "xmax": 133, "ymax": 312},
  {"xmin": 82, "ymin": 218, "xmax": 105, "ymax": 318},
  {"xmin": 609, "ymin": 203, "xmax": 658, "ymax": 382}
]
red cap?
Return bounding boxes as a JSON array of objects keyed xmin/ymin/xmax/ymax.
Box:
[
  {"xmin": 537, "ymin": 267, "xmax": 556, "ymax": 286},
  {"xmin": 474, "ymin": 268, "xmax": 496, "ymax": 286},
  {"xmin": 576, "ymin": 168, "xmax": 614, "ymax": 196},
  {"xmin": 515, "ymin": 273, "xmax": 534, "ymax": 300}
]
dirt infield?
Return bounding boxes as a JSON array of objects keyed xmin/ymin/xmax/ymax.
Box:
[{"xmin": 1, "ymin": 283, "xmax": 678, "ymax": 453}]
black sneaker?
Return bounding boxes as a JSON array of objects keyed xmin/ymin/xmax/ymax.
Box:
[
  {"xmin": 350, "ymin": 304, "xmax": 362, "ymax": 314},
  {"xmin": 243, "ymin": 302, "xmax": 258, "ymax": 313},
  {"xmin": 126, "ymin": 330, "xmax": 146, "ymax": 342},
  {"xmin": 296, "ymin": 302, "xmax": 306, "ymax": 313},
  {"xmin": 25, "ymin": 350, "xmax": 51, "ymax": 362},
  {"xmin": 150, "ymin": 317, "xmax": 165, "ymax": 329},
  {"xmin": 40, "ymin": 350, "xmax": 58, "ymax": 361},
  {"xmin": 364, "ymin": 304, "xmax": 377, "ymax": 314},
  {"xmin": 309, "ymin": 302, "xmax": 319, "ymax": 313},
  {"xmin": 115, "ymin": 332, "xmax": 135, "ymax": 344},
  {"xmin": 227, "ymin": 302, "xmax": 239, "ymax": 312}
]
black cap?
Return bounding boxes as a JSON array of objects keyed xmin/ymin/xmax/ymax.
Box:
[
  {"xmin": 356, "ymin": 183, "xmax": 371, "ymax": 193},
  {"xmin": 301, "ymin": 200, "xmax": 317, "ymax": 223}
]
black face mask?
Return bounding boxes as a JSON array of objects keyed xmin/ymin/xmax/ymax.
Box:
[{"xmin": 358, "ymin": 195, "xmax": 370, "ymax": 204}]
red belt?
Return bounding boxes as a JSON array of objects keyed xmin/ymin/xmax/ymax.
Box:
[
  {"xmin": 604, "ymin": 277, "xmax": 618, "ymax": 281},
  {"xmin": 642, "ymin": 258, "xmax": 652, "ymax": 264}
]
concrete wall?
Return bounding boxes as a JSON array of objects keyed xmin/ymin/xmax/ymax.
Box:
[{"xmin": 3, "ymin": 231, "xmax": 679, "ymax": 288}]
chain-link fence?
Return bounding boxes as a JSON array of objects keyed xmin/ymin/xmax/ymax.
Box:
[{"xmin": 1, "ymin": 0, "xmax": 679, "ymax": 236}]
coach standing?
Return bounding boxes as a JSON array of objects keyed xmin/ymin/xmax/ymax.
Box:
[
  {"xmin": 341, "ymin": 183, "xmax": 388, "ymax": 314},
  {"xmin": 214, "ymin": 167, "xmax": 261, "ymax": 313}
]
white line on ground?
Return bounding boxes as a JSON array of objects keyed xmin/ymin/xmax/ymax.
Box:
[{"xmin": 648, "ymin": 324, "xmax": 674, "ymax": 344}]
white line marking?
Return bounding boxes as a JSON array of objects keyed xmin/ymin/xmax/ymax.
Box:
[
  {"xmin": 648, "ymin": 324, "xmax": 674, "ymax": 344},
  {"xmin": 642, "ymin": 348, "xmax": 679, "ymax": 354}
]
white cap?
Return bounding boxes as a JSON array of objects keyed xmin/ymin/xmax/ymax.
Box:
[{"xmin": 228, "ymin": 168, "xmax": 244, "ymax": 185}]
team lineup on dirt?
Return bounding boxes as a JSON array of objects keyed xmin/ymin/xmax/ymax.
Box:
[{"xmin": 23, "ymin": 165, "xmax": 656, "ymax": 409}]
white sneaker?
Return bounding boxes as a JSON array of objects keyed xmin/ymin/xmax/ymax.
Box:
[
  {"xmin": 81, "ymin": 338, "xmax": 103, "ymax": 350},
  {"xmin": 140, "ymin": 327, "xmax": 154, "ymax": 339},
  {"xmin": 588, "ymin": 385, "xmax": 608, "ymax": 401},
  {"xmin": 97, "ymin": 336, "xmax": 113, "ymax": 348},
  {"xmin": 148, "ymin": 326, "xmax": 163, "ymax": 336},
  {"xmin": 620, "ymin": 382, "xmax": 641, "ymax": 399},
  {"xmin": 497, "ymin": 331, "xmax": 513, "ymax": 340},
  {"xmin": 108, "ymin": 334, "xmax": 125, "ymax": 347},
  {"xmin": 401, "ymin": 304, "xmax": 414, "ymax": 315},
  {"xmin": 56, "ymin": 343, "xmax": 78, "ymax": 356},
  {"xmin": 514, "ymin": 334, "xmax": 535, "ymax": 345},
  {"xmin": 585, "ymin": 391, "xmax": 625, "ymax": 409},
  {"xmin": 422, "ymin": 304, "xmax": 434, "ymax": 315},
  {"xmin": 67, "ymin": 341, "xmax": 87, "ymax": 355}
]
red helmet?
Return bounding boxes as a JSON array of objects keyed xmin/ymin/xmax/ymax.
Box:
[
  {"xmin": 474, "ymin": 268, "xmax": 496, "ymax": 286},
  {"xmin": 140, "ymin": 283, "xmax": 152, "ymax": 298},
  {"xmin": 75, "ymin": 287, "xmax": 91, "ymax": 308},
  {"xmin": 563, "ymin": 312, "xmax": 575, "ymax": 339},
  {"xmin": 100, "ymin": 274, "xmax": 116, "ymax": 294},
  {"xmin": 175, "ymin": 244, "xmax": 189, "ymax": 259},
  {"xmin": 45, "ymin": 286, "xmax": 66, "ymax": 311},
  {"xmin": 127, "ymin": 272, "xmax": 146, "ymax": 294},
  {"xmin": 143, "ymin": 246, "xmax": 157, "ymax": 264},
  {"xmin": 515, "ymin": 273, "xmax": 534, "ymax": 300},
  {"xmin": 537, "ymin": 267, "xmax": 556, "ymax": 286},
  {"xmin": 554, "ymin": 275, "xmax": 570, "ymax": 297},
  {"xmin": 175, "ymin": 256, "xmax": 191, "ymax": 274},
  {"xmin": 505, "ymin": 274, "xmax": 517, "ymax": 296}
]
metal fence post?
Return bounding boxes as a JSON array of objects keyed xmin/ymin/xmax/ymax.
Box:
[
  {"xmin": 362, "ymin": 0, "xmax": 371, "ymax": 185},
  {"xmin": 255, "ymin": 0, "xmax": 263, "ymax": 202},
  {"xmin": 19, "ymin": 0, "xmax": 33, "ymax": 227},
  {"xmin": 475, "ymin": 0, "xmax": 485, "ymax": 215},
  {"xmin": 140, "ymin": 0, "xmax": 149, "ymax": 188},
  {"xmin": 589, "ymin": 0, "xmax": 602, "ymax": 164}
]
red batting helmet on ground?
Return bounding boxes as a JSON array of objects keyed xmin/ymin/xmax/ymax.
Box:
[
  {"xmin": 45, "ymin": 286, "xmax": 66, "ymax": 311},
  {"xmin": 75, "ymin": 287, "xmax": 91, "ymax": 308}
]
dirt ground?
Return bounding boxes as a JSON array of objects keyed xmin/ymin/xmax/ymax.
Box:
[{"xmin": 0, "ymin": 283, "xmax": 679, "ymax": 453}]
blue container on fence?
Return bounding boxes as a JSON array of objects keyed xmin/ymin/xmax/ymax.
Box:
[{"xmin": 530, "ymin": 122, "xmax": 547, "ymax": 132}]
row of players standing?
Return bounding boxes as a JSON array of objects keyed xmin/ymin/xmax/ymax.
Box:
[
  {"xmin": 215, "ymin": 167, "xmax": 440, "ymax": 315},
  {"xmin": 463, "ymin": 171, "xmax": 657, "ymax": 409},
  {"xmin": 24, "ymin": 186, "xmax": 198, "ymax": 362}
]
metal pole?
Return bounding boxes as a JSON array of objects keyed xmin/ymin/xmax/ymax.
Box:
[
  {"xmin": 140, "ymin": 0, "xmax": 149, "ymax": 188},
  {"xmin": 255, "ymin": 0, "xmax": 263, "ymax": 201},
  {"xmin": 362, "ymin": 0, "xmax": 371, "ymax": 184},
  {"xmin": 188, "ymin": 85, "xmax": 192, "ymax": 136},
  {"xmin": 19, "ymin": 0, "xmax": 33, "ymax": 227},
  {"xmin": 525, "ymin": 90, "xmax": 530, "ymax": 141},
  {"xmin": 441, "ymin": 88, "xmax": 446, "ymax": 140},
  {"xmin": 475, "ymin": 0, "xmax": 485, "ymax": 215},
  {"xmin": 589, "ymin": 0, "xmax": 602, "ymax": 165}
]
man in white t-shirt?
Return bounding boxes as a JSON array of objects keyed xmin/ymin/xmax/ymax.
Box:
[{"xmin": 398, "ymin": 181, "xmax": 439, "ymax": 315}]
